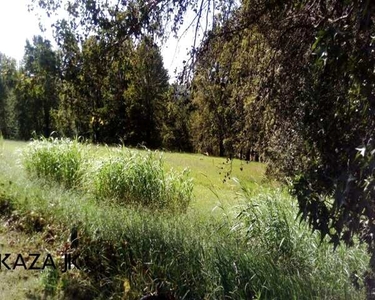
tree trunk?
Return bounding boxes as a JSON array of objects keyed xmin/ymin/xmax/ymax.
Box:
[{"xmin": 44, "ymin": 105, "xmax": 50, "ymax": 137}]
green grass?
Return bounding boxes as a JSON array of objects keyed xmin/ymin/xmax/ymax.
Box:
[
  {"xmin": 163, "ymin": 151, "xmax": 268, "ymax": 212},
  {"xmin": 3, "ymin": 140, "xmax": 268, "ymax": 213},
  {"xmin": 22, "ymin": 137, "xmax": 85, "ymax": 188},
  {"xmin": 22, "ymin": 140, "xmax": 193, "ymax": 212},
  {"xmin": 0, "ymin": 139, "xmax": 370, "ymax": 299},
  {"xmin": 89, "ymin": 148, "xmax": 193, "ymax": 212},
  {"xmin": 89, "ymin": 144, "xmax": 269, "ymax": 214},
  {"xmin": 0, "ymin": 226, "xmax": 44, "ymax": 300},
  {"xmin": 0, "ymin": 176, "xmax": 367, "ymax": 299}
]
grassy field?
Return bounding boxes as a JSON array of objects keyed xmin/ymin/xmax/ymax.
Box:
[
  {"xmin": 2, "ymin": 140, "xmax": 268, "ymax": 214},
  {"xmin": 96, "ymin": 148, "xmax": 269, "ymax": 214},
  {"xmin": 0, "ymin": 139, "xmax": 369, "ymax": 299}
]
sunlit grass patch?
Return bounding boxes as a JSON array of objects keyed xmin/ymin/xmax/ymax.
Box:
[
  {"xmin": 0, "ymin": 176, "xmax": 368, "ymax": 300},
  {"xmin": 22, "ymin": 137, "xmax": 85, "ymax": 188},
  {"xmin": 91, "ymin": 148, "xmax": 193, "ymax": 212}
]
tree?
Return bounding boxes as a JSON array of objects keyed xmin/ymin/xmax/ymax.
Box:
[
  {"xmin": 229, "ymin": 2, "xmax": 375, "ymax": 293},
  {"xmin": 123, "ymin": 37, "xmax": 169, "ymax": 148},
  {"xmin": 187, "ymin": 0, "xmax": 375, "ymax": 265},
  {"xmin": 190, "ymin": 25, "xmax": 269, "ymax": 158},
  {"xmin": 15, "ymin": 36, "xmax": 59, "ymax": 139},
  {"xmin": 0, "ymin": 53, "xmax": 18, "ymax": 138},
  {"xmin": 161, "ymin": 83, "xmax": 193, "ymax": 151},
  {"xmin": 54, "ymin": 21, "xmax": 135, "ymax": 143},
  {"xmin": 245, "ymin": 0, "xmax": 375, "ymax": 246},
  {"xmin": 54, "ymin": 23, "xmax": 169, "ymax": 146}
]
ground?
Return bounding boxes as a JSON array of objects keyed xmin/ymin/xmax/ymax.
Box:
[{"xmin": 0, "ymin": 224, "xmax": 43, "ymax": 300}]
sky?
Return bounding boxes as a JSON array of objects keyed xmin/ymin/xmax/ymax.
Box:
[
  {"xmin": 0, "ymin": 1, "xmax": 197, "ymax": 81},
  {"xmin": 0, "ymin": 1, "xmax": 45, "ymax": 64}
]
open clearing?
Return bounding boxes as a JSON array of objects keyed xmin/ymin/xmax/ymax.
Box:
[{"xmin": 2, "ymin": 140, "xmax": 268, "ymax": 214}]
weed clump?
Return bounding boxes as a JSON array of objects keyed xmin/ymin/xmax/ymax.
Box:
[
  {"xmin": 92, "ymin": 149, "xmax": 193, "ymax": 212},
  {"xmin": 22, "ymin": 137, "xmax": 85, "ymax": 188}
]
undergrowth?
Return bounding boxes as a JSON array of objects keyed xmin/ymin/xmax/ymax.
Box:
[
  {"xmin": 0, "ymin": 176, "xmax": 368, "ymax": 300},
  {"xmin": 0, "ymin": 131, "xmax": 3, "ymax": 156},
  {"xmin": 0, "ymin": 140, "xmax": 368, "ymax": 299}
]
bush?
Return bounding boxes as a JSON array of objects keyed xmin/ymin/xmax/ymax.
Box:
[
  {"xmin": 22, "ymin": 137, "xmax": 85, "ymax": 188},
  {"xmin": 92, "ymin": 149, "xmax": 193, "ymax": 212}
]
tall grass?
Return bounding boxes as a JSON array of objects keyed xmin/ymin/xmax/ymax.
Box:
[
  {"xmin": 3, "ymin": 140, "xmax": 368, "ymax": 299},
  {"xmin": 22, "ymin": 139, "xmax": 193, "ymax": 212},
  {"xmin": 0, "ymin": 172, "xmax": 368, "ymax": 299},
  {"xmin": 91, "ymin": 149, "xmax": 193, "ymax": 211},
  {"xmin": 22, "ymin": 137, "xmax": 85, "ymax": 188},
  {"xmin": 235, "ymin": 185, "xmax": 369, "ymax": 298}
]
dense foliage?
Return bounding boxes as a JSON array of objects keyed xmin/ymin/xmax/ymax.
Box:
[
  {"xmin": 237, "ymin": 0, "xmax": 375, "ymax": 254},
  {"xmin": 0, "ymin": 53, "xmax": 17, "ymax": 138}
]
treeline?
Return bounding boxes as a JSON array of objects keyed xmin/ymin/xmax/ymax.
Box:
[
  {"xmin": 0, "ymin": 36, "xmax": 193, "ymax": 151},
  {"xmin": 0, "ymin": 32, "xmax": 266, "ymax": 159}
]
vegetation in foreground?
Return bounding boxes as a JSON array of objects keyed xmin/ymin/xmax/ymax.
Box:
[
  {"xmin": 0, "ymin": 139, "xmax": 369, "ymax": 299},
  {"xmin": 22, "ymin": 138, "xmax": 193, "ymax": 212}
]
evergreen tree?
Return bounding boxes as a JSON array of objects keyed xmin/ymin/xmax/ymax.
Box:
[
  {"xmin": 15, "ymin": 36, "xmax": 59, "ymax": 139},
  {"xmin": 124, "ymin": 37, "xmax": 169, "ymax": 148},
  {"xmin": 0, "ymin": 53, "xmax": 18, "ymax": 138}
]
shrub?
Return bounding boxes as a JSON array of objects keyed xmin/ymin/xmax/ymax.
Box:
[
  {"xmin": 22, "ymin": 137, "xmax": 85, "ymax": 188},
  {"xmin": 92, "ymin": 149, "xmax": 193, "ymax": 212}
]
